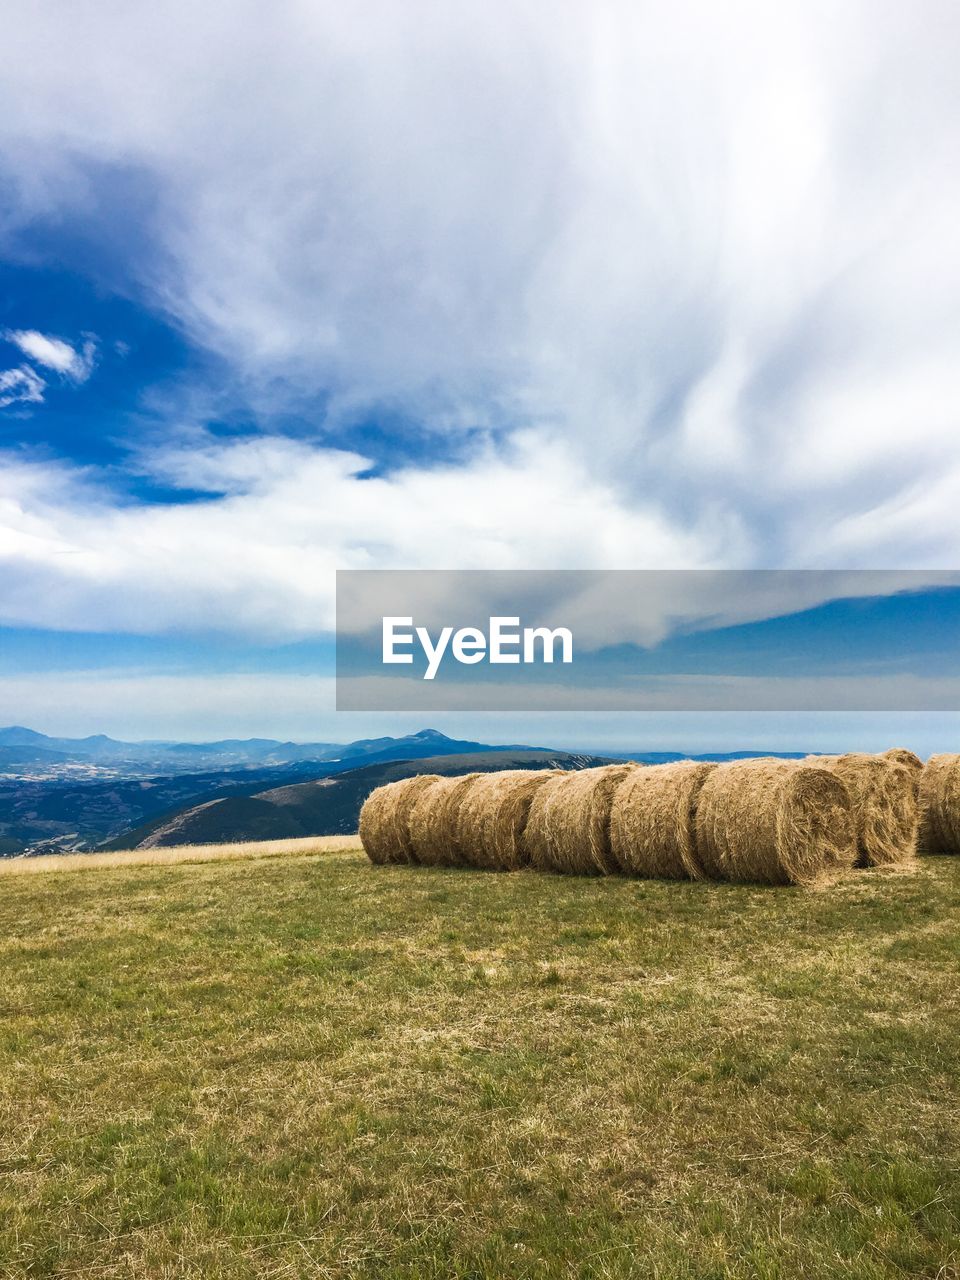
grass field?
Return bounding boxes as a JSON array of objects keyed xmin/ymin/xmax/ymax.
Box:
[
  {"xmin": 0, "ymin": 836, "xmax": 360, "ymax": 877},
  {"xmin": 1, "ymin": 843, "xmax": 958, "ymax": 1279}
]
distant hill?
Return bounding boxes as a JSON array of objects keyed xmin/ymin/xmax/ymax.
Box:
[
  {"xmin": 0, "ymin": 725, "xmax": 547, "ymax": 777},
  {"xmin": 110, "ymin": 750, "xmax": 612, "ymax": 849},
  {"xmin": 0, "ymin": 744, "xmax": 72, "ymax": 767},
  {"xmin": 0, "ymin": 730, "xmax": 554, "ymax": 853}
]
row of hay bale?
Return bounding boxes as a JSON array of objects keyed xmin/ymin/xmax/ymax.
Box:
[
  {"xmin": 360, "ymin": 749, "xmax": 959, "ymax": 887},
  {"xmin": 920, "ymin": 753, "xmax": 960, "ymax": 853}
]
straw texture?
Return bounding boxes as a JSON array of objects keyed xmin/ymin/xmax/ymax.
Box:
[
  {"xmin": 610, "ymin": 761, "xmax": 717, "ymax": 879},
  {"xmin": 358, "ymin": 774, "xmax": 441, "ymax": 864},
  {"xmin": 456, "ymin": 769, "xmax": 559, "ymax": 870},
  {"xmin": 807, "ymin": 753, "xmax": 918, "ymax": 867},
  {"xmin": 695, "ymin": 758, "xmax": 856, "ymax": 886},
  {"xmin": 919, "ymin": 754, "xmax": 960, "ymax": 854},
  {"xmin": 408, "ymin": 773, "xmax": 482, "ymax": 866},
  {"xmin": 525, "ymin": 765, "xmax": 636, "ymax": 875}
]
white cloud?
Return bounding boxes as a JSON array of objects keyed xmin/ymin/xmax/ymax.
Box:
[
  {"xmin": 1, "ymin": 435, "xmax": 954, "ymax": 651},
  {"xmin": 0, "ymin": 365, "xmax": 45, "ymax": 409},
  {"xmin": 0, "ymin": 436, "xmax": 744, "ymax": 639},
  {"xmin": 3, "ymin": 329, "xmax": 96, "ymax": 382},
  {"xmin": 0, "ymin": 0, "xmax": 957, "ymax": 578}
]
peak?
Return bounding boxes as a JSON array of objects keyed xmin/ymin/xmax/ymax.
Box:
[{"xmin": 0, "ymin": 725, "xmax": 49, "ymax": 743}]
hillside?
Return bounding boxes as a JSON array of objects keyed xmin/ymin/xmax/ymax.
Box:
[
  {"xmin": 1, "ymin": 846, "xmax": 957, "ymax": 1277},
  {"xmin": 113, "ymin": 750, "xmax": 612, "ymax": 849},
  {"xmin": 0, "ymin": 724, "xmax": 549, "ymax": 779},
  {"xmin": 0, "ymin": 729, "xmax": 555, "ymax": 853}
]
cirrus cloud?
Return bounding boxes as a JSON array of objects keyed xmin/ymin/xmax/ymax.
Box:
[
  {"xmin": 0, "ymin": 329, "xmax": 98, "ymax": 413},
  {"xmin": 3, "ymin": 329, "xmax": 97, "ymax": 382},
  {"xmin": 0, "ymin": 364, "xmax": 45, "ymax": 409},
  {"xmin": 0, "ymin": 434, "xmax": 743, "ymax": 639},
  {"xmin": 0, "ymin": 0, "xmax": 957, "ymax": 601}
]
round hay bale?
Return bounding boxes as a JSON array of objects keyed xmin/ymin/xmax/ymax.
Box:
[
  {"xmin": 609, "ymin": 761, "xmax": 717, "ymax": 880},
  {"xmin": 456, "ymin": 769, "xmax": 559, "ymax": 871},
  {"xmin": 358, "ymin": 784, "xmax": 396, "ymax": 864},
  {"xmin": 408, "ymin": 772, "xmax": 482, "ymax": 866},
  {"xmin": 805, "ymin": 753, "xmax": 918, "ymax": 867},
  {"xmin": 883, "ymin": 747, "xmax": 923, "ymax": 774},
  {"xmin": 525, "ymin": 765, "xmax": 638, "ymax": 875},
  {"xmin": 694, "ymin": 758, "xmax": 855, "ymax": 887},
  {"xmin": 918, "ymin": 753, "xmax": 960, "ymax": 853},
  {"xmin": 358, "ymin": 774, "xmax": 440, "ymax": 865}
]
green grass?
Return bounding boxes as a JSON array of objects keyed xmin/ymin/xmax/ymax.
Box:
[{"xmin": 1, "ymin": 849, "xmax": 959, "ymax": 1279}]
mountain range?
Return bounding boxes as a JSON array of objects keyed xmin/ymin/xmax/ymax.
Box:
[
  {"xmin": 0, "ymin": 725, "xmax": 807, "ymax": 857},
  {"xmin": 0, "ymin": 725, "xmax": 546, "ymax": 776},
  {"xmin": 0, "ymin": 728, "xmax": 583, "ymax": 853}
]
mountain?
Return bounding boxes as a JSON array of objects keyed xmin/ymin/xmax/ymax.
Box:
[
  {"xmin": 110, "ymin": 750, "xmax": 613, "ymax": 849},
  {"xmin": 0, "ymin": 726, "xmax": 54, "ymax": 746},
  {"xmin": 0, "ymin": 744, "xmax": 72, "ymax": 766},
  {"xmin": 0, "ymin": 725, "xmax": 548, "ymax": 778},
  {"xmin": 314, "ymin": 729, "xmax": 551, "ymax": 766},
  {"xmin": 0, "ymin": 725, "xmax": 342, "ymax": 774},
  {"xmin": 0, "ymin": 729, "xmax": 552, "ymax": 853}
]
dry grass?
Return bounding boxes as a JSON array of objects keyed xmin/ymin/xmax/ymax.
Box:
[
  {"xmin": 0, "ymin": 849, "xmax": 958, "ymax": 1279},
  {"xmin": 696, "ymin": 759, "xmax": 856, "ymax": 887},
  {"xmin": 610, "ymin": 760, "xmax": 716, "ymax": 880},
  {"xmin": 525, "ymin": 765, "xmax": 635, "ymax": 875},
  {"xmin": 408, "ymin": 773, "xmax": 482, "ymax": 867},
  {"xmin": 808, "ymin": 754, "xmax": 918, "ymax": 868},
  {"xmin": 358, "ymin": 774, "xmax": 439, "ymax": 864},
  {"xmin": 0, "ymin": 834, "xmax": 360, "ymax": 877},
  {"xmin": 456, "ymin": 769, "xmax": 558, "ymax": 871},
  {"xmin": 882, "ymin": 747, "xmax": 924, "ymax": 774},
  {"xmin": 357, "ymin": 783, "xmax": 394, "ymax": 864},
  {"xmin": 919, "ymin": 753, "xmax": 960, "ymax": 854}
]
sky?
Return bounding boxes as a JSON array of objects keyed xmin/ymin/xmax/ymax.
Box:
[{"xmin": 1, "ymin": 0, "xmax": 959, "ymax": 749}]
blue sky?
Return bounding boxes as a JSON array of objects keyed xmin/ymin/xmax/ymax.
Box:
[{"xmin": 1, "ymin": 1, "xmax": 959, "ymax": 747}]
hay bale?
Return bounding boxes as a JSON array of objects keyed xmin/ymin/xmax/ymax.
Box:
[
  {"xmin": 882, "ymin": 748, "xmax": 923, "ymax": 811},
  {"xmin": 524, "ymin": 765, "xmax": 638, "ymax": 875},
  {"xmin": 695, "ymin": 758, "xmax": 855, "ymax": 886},
  {"xmin": 358, "ymin": 784, "xmax": 396, "ymax": 864},
  {"xmin": 408, "ymin": 772, "xmax": 482, "ymax": 866},
  {"xmin": 456, "ymin": 769, "xmax": 559, "ymax": 871},
  {"xmin": 805, "ymin": 753, "xmax": 918, "ymax": 867},
  {"xmin": 358, "ymin": 774, "xmax": 440, "ymax": 865},
  {"xmin": 609, "ymin": 761, "xmax": 717, "ymax": 879},
  {"xmin": 919, "ymin": 753, "xmax": 960, "ymax": 853},
  {"xmin": 883, "ymin": 747, "xmax": 923, "ymax": 774}
]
